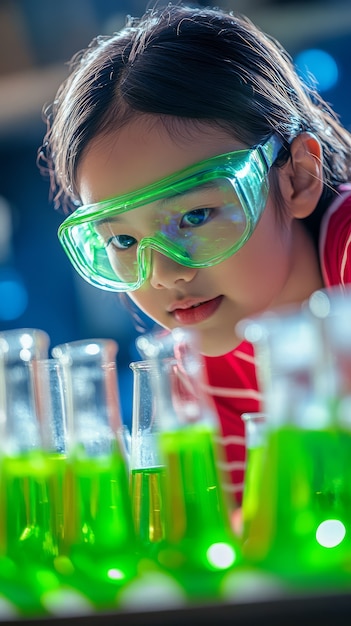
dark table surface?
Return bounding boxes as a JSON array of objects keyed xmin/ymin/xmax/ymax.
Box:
[{"xmin": 6, "ymin": 591, "xmax": 351, "ymax": 626}]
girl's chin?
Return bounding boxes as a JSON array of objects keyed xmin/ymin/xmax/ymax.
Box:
[{"xmin": 198, "ymin": 336, "xmax": 240, "ymax": 358}]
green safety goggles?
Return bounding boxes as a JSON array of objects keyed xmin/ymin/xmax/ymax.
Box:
[{"xmin": 58, "ymin": 135, "xmax": 282, "ymax": 292}]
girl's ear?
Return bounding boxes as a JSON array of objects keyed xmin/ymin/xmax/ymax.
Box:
[{"xmin": 277, "ymin": 132, "xmax": 324, "ymax": 218}]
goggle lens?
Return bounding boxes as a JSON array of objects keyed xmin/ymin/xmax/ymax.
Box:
[{"xmin": 58, "ymin": 135, "xmax": 281, "ymax": 292}]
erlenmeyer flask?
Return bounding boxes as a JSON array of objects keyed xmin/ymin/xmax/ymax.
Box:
[
  {"xmin": 51, "ymin": 338, "xmax": 139, "ymax": 610},
  {"xmin": 0, "ymin": 328, "xmax": 53, "ymax": 617},
  {"xmin": 239, "ymin": 302, "xmax": 351, "ymax": 591},
  {"xmin": 136, "ymin": 327, "xmax": 242, "ymax": 602}
]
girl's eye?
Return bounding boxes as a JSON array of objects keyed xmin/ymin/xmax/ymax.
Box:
[
  {"xmin": 180, "ymin": 207, "xmax": 213, "ymax": 228},
  {"xmin": 107, "ymin": 234, "xmax": 137, "ymax": 250}
]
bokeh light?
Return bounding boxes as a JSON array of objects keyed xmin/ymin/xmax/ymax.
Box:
[
  {"xmin": 0, "ymin": 271, "xmax": 28, "ymax": 321},
  {"xmin": 315, "ymin": 519, "xmax": 346, "ymax": 548},
  {"xmin": 295, "ymin": 48, "xmax": 339, "ymax": 92}
]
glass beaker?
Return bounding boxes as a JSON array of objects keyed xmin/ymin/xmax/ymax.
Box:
[
  {"xmin": 136, "ymin": 327, "xmax": 241, "ymax": 601},
  {"xmin": 129, "ymin": 360, "xmax": 166, "ymax": 552},
  {"xmin": 51, "ymin": 338, "xmax": 139, "ymax": 610}
]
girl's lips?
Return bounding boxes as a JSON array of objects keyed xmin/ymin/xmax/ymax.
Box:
[{"xmin": 171, "ymin": 296, "xmax": 223, "ymax": 325}]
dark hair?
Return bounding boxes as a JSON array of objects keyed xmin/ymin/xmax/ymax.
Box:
[{"xmin": 39, "ymin": 2, "xmax": 351, "ymax": 243}]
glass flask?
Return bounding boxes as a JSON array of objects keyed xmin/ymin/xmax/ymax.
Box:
[
  {"xmin": 308, "ymin": 287, "xmax": 351, "ymax": 405},
  {"xmin": 30, "ymin": 356, "xmax": 95, "ymax": 617},
  {"xmin": 129, "ymin": 360, "xmax": 166, "ymax": 553},
  {"xmin": 239, "ymin": 301, "xmax": 351, "ymax": 591},
  {"xmin": 241, "ymin": 413, "xmax": 267, "ymax": 542},
  {"xmin": 136, "ymin": 327, "xmax": 242, "ymax": 602},
  {"xmin": 0, "ymin": 328, "xmax": 55, "ymax": 617},
  {"xmin": 51, "ymin": 338, "xmax": 139, "ymax": 610}
]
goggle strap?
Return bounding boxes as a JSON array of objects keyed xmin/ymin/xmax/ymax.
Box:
[{"xmin": 258, "ymin": 135, "xmax": 283, "ymax": 170}]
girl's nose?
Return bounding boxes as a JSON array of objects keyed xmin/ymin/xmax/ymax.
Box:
[{"xmin": 149, "ymin": 250, "xmax": 198, "ymax": 289}]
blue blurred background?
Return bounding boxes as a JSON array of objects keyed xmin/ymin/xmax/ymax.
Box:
[{"xmin": 1, "ymin": 0, "xmax": 351, "ymax": 427}]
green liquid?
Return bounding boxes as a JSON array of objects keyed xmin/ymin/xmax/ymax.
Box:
[
  {"xmin": 67, "ymin": 450, "xmax": 133, "ymax": 549},
  {"xmin": 0, "ymin": 447, "xmax": 140, "ymax": 612},
  {"xmin": 130, "ymin": 466, "xmax": 166, "ymax": 550},
  {"xmin": 0, "ymin": 557, "xmax": 49, "ymax": 618},
  {"xmin": 0, "ymin": 451, "xmax": 66, "ymax": 563},
  {"xmin": 62, "ymin": 448, "xmax": 139, "ymax": 609},
  {"xmin": 242, "ymin": 445, "xmax": 265, "ymax": 541},
  {"xmin": 244, "ymin": 426, "xmax": 351, "ymax": 589},
  {"xmin": 156, "ymin": 426, "xmax": 241, "ymax": 600},
  {"xmin": 0, "ymin": 451, "xmax": 68, "ymax": 615}
]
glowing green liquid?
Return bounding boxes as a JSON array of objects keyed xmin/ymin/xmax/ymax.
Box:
[
  {"xmin": 0, "ymin": 451, "xmax": 66, "ymax": 563},
  {"xmin": 244, "ymin": 426, "xmax": 351, "ymax": 589},
  {"xmin": 0, "ymin": 448, "xmax": 140, "ymax": 612},
  {"xmin": 0, "ymin": 557, "xmax": 47, "ymax": 618},
  {"xmin": 156, "ymin": 425, "xmax": 241, "ymax": 600},
  {"xmin": 62, "ymin": 448, "xmax": 139, "ymax": 609},
  {"xmin": 66, "ymin": 451, "xmax": 132, "ymax": 549},
  {"xmin": 0, "ymin": 451, "xmax": 67, "ymax": 615}
]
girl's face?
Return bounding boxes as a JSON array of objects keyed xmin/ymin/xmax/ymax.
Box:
[{"xmin": 77, "ymin": 117, "xmax": 318, "ymax": 356}]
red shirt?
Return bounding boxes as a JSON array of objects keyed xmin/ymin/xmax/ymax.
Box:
[
  {"xmin": 204, "ymin": 189, "xmax": 351, "ymax": 507},
  {"xmin": 320, "ymin": 186, "xmax": 351, "ymax": 287}
]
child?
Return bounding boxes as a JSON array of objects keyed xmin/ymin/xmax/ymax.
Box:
[{"xmin": 38, "ymin": 3, "xmax": 351, "ymax": 506}]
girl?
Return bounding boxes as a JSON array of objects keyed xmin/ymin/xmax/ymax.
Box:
[{"xmin": 39, "ymin": 3, "xmax": 351, "ymax": 506}]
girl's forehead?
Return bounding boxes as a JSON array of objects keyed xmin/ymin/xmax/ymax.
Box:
[{"xmin": 77, "ymin": 117, "xmax": 244, "ymax": 205}]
